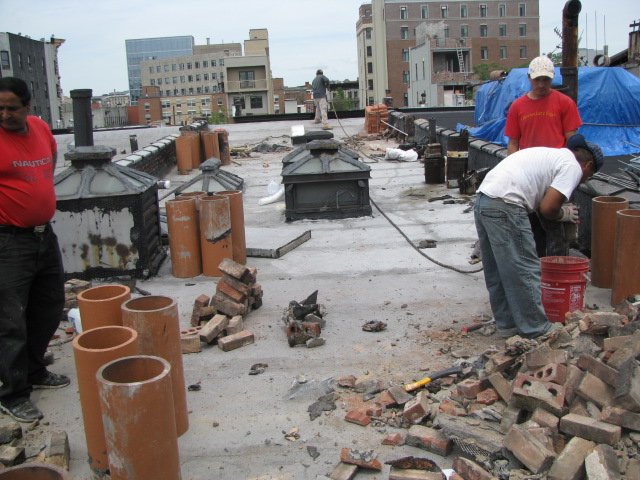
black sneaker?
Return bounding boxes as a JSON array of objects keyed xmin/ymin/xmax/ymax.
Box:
[
  {"xmin": 0, "ymin": 398, "xmax": 43, "ymax": 423},
  {"xmin": 31, "ymin": 371, "xmax": 70, "ymax": 390}
]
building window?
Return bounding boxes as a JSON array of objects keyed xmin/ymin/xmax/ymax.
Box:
[
  {"xmin": 173, "ymin": 76, "xmax": 178, "ymax": 84},
  {"xmin": 179, "ymin": 63, "xmax": 185, "ymax": 70},
  {"xmin": 480, "ymin": 4, "xmax": 487, "ymax": 17},
  {"xmin": 176, "ymin": 101, "xmax": 182, "ymax": 108},
  {"xmin": 402, "ymin": 48, "xmax": 409, "ymax": 62},
  {"xmin": 157, "ymin": 78, "xmax": 162, "ymax": 85},
  {"xmin": 367, "ymin": 46, "xmax": 372, "ymax": 56},
  {"xmin": 365, "ymin": 28, "xmax": 372, "ymax": 39},
  {"xmin": 499, "ymin": 3, "xmax": 506, "ymax": 17},
  {"xmin": 440, "ymin": 5, "xmax": 448, "ymax": 18},
  {"xmin": 211, "ymin": 60, "xmax": 216, "ymax": 67},
  {"xmin": 367, "ymin": 79, "xmax": 374, "ymax": 91},
  {"xmin": 195, "ymin": 61, "xmax": 200, "ymax": 68},
  {"xmin": 520, "ymin": 45, "xmax": 528, "ymax": 58},
  {"xmin": 519, "ymin": 3, "xmax": 526, "ymax": 16},
  {"xmin": 239, "ymin": 71, "xmax": 255, "ymax": 88},
  {"xmin": 163, "ymin": 64, "xmax": 169, "ymax": 72},
  {"xmin": 144, "ymin": 102, "xmax": 150, "ymax": 111},
  {"xmin": 204, "ymin": 86, "xmax": 209, "ymax": 93},
  {"xmin": 519, "ymin": 23, "xmax": 527, "ymax": 37},
  {"xmin": 212, "ymin": 73, "xmax": 217, "ymax": 79},
  {"xmin": 180, "ymin": 75, "xmax": 185, "ymax": 82},
  {"xmin": 460, "ymin": 4, "xmax": 467, "ymax": 18},
  {"xmin": 196, "ymin": 87, "xmax": 202, "ymax": 94},
  {"xmin": 187, "ymin": 98, "xmax": 196, "ymax": 107},
  {"xmin": 421, "ymin": 5, "xmax": 428, "ymax": 19},
  {"xmin": 188, "ymin": 75, "xmax": 193, "ymax": 82},
  {"xmin": 165, "ymin": 89, "xmax": 171, "ymax": 96},
  {"xmin": 203, "ymin": 61, "xmax": 208, "ymax": 68},
  {"xmin": 220, "ymin": 59, "xmax": 224, "ymax": 66},
  {"xmin": 187, "ymin": 62, "xmax": 192, "ymax": 69},
  {"xmin": 401, "ymin": 27, "xmax": 409, "ymax": 40},
  {"xmin": 444, "ymin": 26, "xmax": 449, "ymax": 38},
  {"xmin": 150, "ymin": 79, "xmax": 155, "ymax": 86},
  {"xmin": 17, "ymin": 53, "xmax": 22, "ymax": 68},
  {"xmin": 250, "ymin": 96, "xmax": 263, "ymax": 109},
  {"xmin": 204, "ymin": 73, "xmax": 209, "ymax": 80},
  {"xmin": 460, "ymin": 25, "xmax": 469, "ymax": 38},
  {"xmin": 480, "ymin": 25, "xmax": 488, "ymax": 37},
  {"xmin": 499, "ymin": 24, "xmax": 507, "ymax": 37},
  {"xmin": 149, "ymin": 67, "xmax": 153, "ymax": 73},
  {"xmin": 201, "ymin": 98, "xmax": 210, "ymax": 106},
  {"xmin": 196, "ymin": 74, "xmax": 201, "ymax": 81},
  {"xmin": 189, "ymin": 87, "xmax": 194, "ymax": 94},
  {"xmin": 172, "ymin": 64, "xmax": 177, "ymax": 71},
  {"xmin": 156, "ymin": 65, "xmax": 161, "ymax": 73},
  {"xmin": 367, "ymin": 62, "xmax": 373, "ymax": 74},
  {"xmin": 400, "ymin": 6, "xmax": 408, "ymax": 19},
  {"xmin": 500, "ymin": 46, "xmax": 507, "ymax": 59},
  {"xmin": 402, "ymin": 71, "xmax": 410, "ymax": 83},
  {"xmin": 481, "ymin": 47, "xmax": 489, "ymax": 60}
]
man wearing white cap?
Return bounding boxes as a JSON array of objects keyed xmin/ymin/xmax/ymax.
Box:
[
  {"xmin": 505, "ymin": 55, "xmax": 584, "ymax": 256},
  {"xmin": 505, "ymin": 55, "xmax": 582, "ymax": 154}
]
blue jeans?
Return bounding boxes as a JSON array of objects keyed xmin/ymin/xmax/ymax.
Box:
[
  {"xmin": 0, "ymin": 225, "xmax": 65, "ymax": 406},
  {"xmin": 474, "ymin": 194, "xmax": 551, "ymax": 338}
]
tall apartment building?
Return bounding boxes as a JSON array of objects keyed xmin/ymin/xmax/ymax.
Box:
[
  {"xmin": 138, "ymin": 29, "xmax": 274, "ymax": 125},
  {"xmin": 356, "ymin": 1, "xmax": 540, "ymax": 107},
  {"xmin": 0, "ymin": 32, "xmax": 65, "ymax": 128},
  {"xmin": 125, "ymin": 36, "xmax": 194, "ymax": 104}
]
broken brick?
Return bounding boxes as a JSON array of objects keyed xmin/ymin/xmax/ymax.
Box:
[
  {"xmin": 452, "ymin": 456, "xmax": 494, "ymax": 480},
  {"xmin": 511, "ymin": 373, "xmax": 566, "ymax": 416},
  {"xmin": 576, "ymin": 354, "xmax": 619, "ymax": 387},
  {"xmin": 504, "ymin": 424, "xmax": 556, "ymax": 474},
  {"xmin": 199, "ymin": 314, "xmax": 229, "ymax": 344},
  {"xmin": 547, "ymin": 436, "xmax": 595, "ymax": 480},
  {"xmin": 403, "ymin": 391, "xmax": 431, "ymax": 423},
  {"xmin": 388, "ymin": 469, "xmax": 444, "ymax": 480},
  {"xmin": 476, "ymin": 388, "xmax": 499, "ymax": 405},
  {"xmin": 211, "ymin": 292, "xmax": 247, "ymax": 317},
  {"xmin": 345, "ymin": 409, "xmax": 371, "ymax": 426},
  {"xmin": 217, "ymin": 258, "xmax": 253, "ymax": 283},
  {"xmin": 576, "ymin": 372, "xmax": 615, "ymax": 408},
  {"xmin": 387, "ymin": 385, "xmax": 414, "ymax": 406},
  {"xmin": 487, "ymin": 372, "xmax": 512, "ymax": 402},
  {"xmin": 524, "ymin": 346, "xmax": 569, "ymax": 370},
  {"xmin": 190, "ymin": 293, "xmax": 211, "ymax": 326},
  {"xmin": 339, "ymin": 448, "xmax": 382, "ymax": 471},
  {"xmin": 599, "ymin": 405, "xmax": 640, "ymax": 431},
  {"xmin": 405, "ymin": 424, "xmax": 452, "ymax": 456},
  {"xmin": 328, "ymin": 462, "xmax": 358, "ymax": 480},
  {"xmin": 614, "ymin": 358, "xmax": 640, "ymax": 412},
  {"xmin": 530, "ymin": 407, "xmax": 559, "ymax": 430},
  {"xmin": 530, "ymin": 363, "xmax": 568, "ymax": 385},
  {"xmin": 456, "ymin": 378, "xmax": 486, "ymax": 399},
  {"xmin": 382, "ymin": 433, "xmax": 405, "ymax": 446},
  {"xmin": 225, "ymin": 315, "xmax": 244, "ymax": 335},
  {"xmin": 584, "ymin": 444, "xmax": 620, "ymax": 480},
  {"xmin": 216, "ymin": 277, "xmax": 247, "ymax": 303}
]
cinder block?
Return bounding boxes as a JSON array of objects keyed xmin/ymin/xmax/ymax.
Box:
[
  {"xmin": 511, "ymin": 374, "xmax": 566, "ymax": 416},
  {"xmin": 504, "ymin": 424, "xmax": 556, "ymax": 474},
  {"xmin": 531, "ymin": 363, "xmax": 568, "ymax": 385},
  {"xmin": 547, "ymin": 436, "xmax": 595, "ymax": 480},
  {"xmin": 217, "ymin": 330, "xmax": 254, "ymax": 351},
  {"xmin": 559, "ymin": 413, "xmax": 621, "ymax": 445},
  {"xmin": 405, "ymin": 424, "xmax": 453, "ymax": 456},
  {"xmin": 584, "ymin": 444, "xmax": 620, "ymax": 480}
]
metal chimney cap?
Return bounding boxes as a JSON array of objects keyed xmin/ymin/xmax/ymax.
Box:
[{"xmin": 64, "ymin": 145, "xmax": 115, "ymax": 162}]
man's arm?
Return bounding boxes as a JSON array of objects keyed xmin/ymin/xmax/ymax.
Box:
[
  {"xmin": 564, "ymin": 130, "xmax": 577, "ymax": 141},
  {"xmin": 507, "ymin": 138, "xmax": 519, "ymax": 155},
  {"xmin": 538, "ymin": 187, "xmax": 567, "ymax": 220}
]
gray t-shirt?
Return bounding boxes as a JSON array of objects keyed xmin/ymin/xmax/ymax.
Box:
[
  {"xmin": 312, "ymin": 74, "xmax": 330, "ymax": 99},
  {"xmin": 478, "ymin": 147, "xmax": 582, "ymax": 212}
]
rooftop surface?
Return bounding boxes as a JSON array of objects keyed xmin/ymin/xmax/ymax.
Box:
[{"xmin": 29, "ymin": 118, "xmax": 611, "ymax": 479}]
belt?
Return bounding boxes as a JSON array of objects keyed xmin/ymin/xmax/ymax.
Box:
[{"xmin": 0, "ymin": 223, "xmax": 49, "ymax": 234}]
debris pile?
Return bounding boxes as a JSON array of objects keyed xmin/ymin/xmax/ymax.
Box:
[
  {"xmin": 324, "ymin": 301, "xmax": 640, "ymax": 479},
  {"xmin": 282, "ymin": 290, "xmax": 326, "ymax": 348},
  {"xmin": 183, "ymin": 258, "xmax": 263, "ymax": 353}
]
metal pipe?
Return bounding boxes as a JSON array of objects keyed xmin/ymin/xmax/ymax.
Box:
[
  {"xmin": 70, "ymin": 89, "xmax": 94, "ymax": 147},
  {"xmin": 380, "ymin": 120, "xmax": 408, "ymax": 137},
  {"xmin": 561, "ymin": 0, "xmax": 582, "ymax": 103}
]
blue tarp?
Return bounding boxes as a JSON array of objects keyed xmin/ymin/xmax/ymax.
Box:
[{"xmin": 459, "ymin": 67, "xmax": 640, "ymax": 156}]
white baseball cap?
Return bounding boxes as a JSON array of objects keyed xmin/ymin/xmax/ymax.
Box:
[{"xmin": 528, "ymin": 56, "xmax": 555, "ymax": 79}]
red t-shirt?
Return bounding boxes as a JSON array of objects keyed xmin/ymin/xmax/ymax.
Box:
[
  {"xmin": 505, "ymin": 89, "xmax": 582, "ymax": 149},
  {"xmin": 0, "ymin": 116, "xmax": 57, "ymax": 227}
]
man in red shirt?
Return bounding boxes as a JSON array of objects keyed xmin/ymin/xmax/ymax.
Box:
[
  {"xmin": 505, "ymin": 56, "xmax": 583, "ymax": 256},
  {"xmin": 0, "ymin": 77, "xmax": 69, "ymax": 423}
]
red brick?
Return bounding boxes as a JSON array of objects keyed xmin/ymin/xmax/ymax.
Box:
[
  {"xmin": 387, "ymin": 385, "xmax": 413, "ymax": 405},
  {"xmin": 504, "ymin": 424, "xmax": 556, "ymax": 474},
  {"xmin": 487, "ymin": 372, "xmax": 512, "ymax": 402},
  {"xmin": 375, "ymin": 390, "xmax": 396, "ymax": 407},
  {"xmin": 405, "ymin": 424, "xmax": 452, "ymax": 456},
  {"xmin": 216, "ymin": 277, "xmax": 247, "ymax": 303},
  {"xmin": 457, "ymin": 378, "xmax": 486, "ymax": 399},
  {"xmin": 547, "ymin": 436, "xmax": 595, "ymax": 480},
  {"xmin": 217, "ymin": 258, "xmax": 252, "ymax": 283},
  {"xmin": 381, "ymin": 433, "xmax": 405, "ymax": 446},
  {"xmin": 564, "ymin": 364, "xmax": 586, "ymax": 405},
  {"xmin": 614, "ymin": 359, "xmax": 640, "ymax": 412},
  {"xmin": 225, "ymin": 315, "xmax": 243, "ymax": 335},
  {"xmin": 531, "ymin": 408, "xmax": 559, "ymax": 430},
  {"xmin": 576, "ymin": 354, "xmax": 619, "ymax": 387},
  {"xmin": 217, "ymin": 330, "xmax": 254, "ymax": 351},
  {"xmin": 524, "ymin": 346, "xmax": 569, "ymax": 370},
  {"xmin": 339, "ymin": 448, "xmax": 382, "ymax": 470},
  {"xmin": 452, "ymin": 456, "xmax": 494, "ymax": 480},
  {"xmin": 599, "ymin": 406, "xmax": 640, "ymax": 431},
  {"xmin": 476, "ymin": 388, "xmax": 499, "ymax": 405},
  {"xmin": 403, "ymin": 391, "xmax": 431, "ymax": 423},
  {"xmin": 211, "ymin": 292, "xmax": 247, "ymax": 317},
  {"xmin": 219, "ymin": 273, "xmax": 251, "ymax": 295},
  {"xmin": 560, "ymin": 413, "xmax": 621, "ymax": 445},
  {"xmin": 388, "ymin": 469, "xmax": 444, "ymax": 480},
  {"xmin": 578, "ymin": 311, "xmax": 625, "ymax": 334},
  {"xmin": 199, "ymin": 314, "xmax": 229, "ymax": 343},
  {"xmin": 584, "ymin": 444, "xmax": 620, "ymax": 479},
  {"xmin": 576, "ymin": 372, "xmax": 615, "ymax": 408},
  {"xmin": 437, "ymin": 398, "xmax": 466, "ymax": 416},
  {"xmin": 366, "ymin": 405, "xmax": 382, "ymax": 417},
  {"xmin": 344, "ymin": 409, "xmax": 371, "ymax": 426},
  {"xmin": 328, "ymin": 462, "xmax": 358, "ymax": 480},
  {"xmin": 190, "ymin": 293, "xmax": 211, "ymax": 326}
]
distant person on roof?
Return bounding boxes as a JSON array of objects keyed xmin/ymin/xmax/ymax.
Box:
[
  {"xmin": 505, "ymin": 55, "xmax": 584, "ymax": 257},
  {"xmin": 311, "ymin": 69, "xmax": 332, "ymax": 130}
]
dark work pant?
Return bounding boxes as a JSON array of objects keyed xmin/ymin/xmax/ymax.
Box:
[
  {"xmin": 0, "ymin": 226, "xmax": 65, "ymax": 406},
  {"xmin": 529, "ymin": 213, "xmax": 575, "ymax": 257}
]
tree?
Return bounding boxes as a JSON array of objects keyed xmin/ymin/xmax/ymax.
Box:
[
  {"xmin": 331, "ymin": 88, "xmax": 356, "ymax": 111},
  {"xmin": 207, "ymin": 107, "xmax": 228, "ymax": 125},
  {"xmin": 472, "ymin": 62, "xmax": 506, "ymax": 81}
]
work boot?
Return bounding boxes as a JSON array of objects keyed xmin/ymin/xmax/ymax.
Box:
[
  {"xmin": 0, "ymin": 398, "xmax": 43, "ymax": 423},
  {"xmin": 30, "ymin": 370, "xmax": 71, "ymax": 390}
]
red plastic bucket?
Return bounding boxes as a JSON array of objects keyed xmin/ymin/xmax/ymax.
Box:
[{"xmin": 540, "ymin": 256, "xmax": 590, "ymax": 323}]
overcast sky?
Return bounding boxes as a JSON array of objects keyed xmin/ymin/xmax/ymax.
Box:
[{"xmin": 1, "ymin": 0, "xmax": 635, "ymax": 96}]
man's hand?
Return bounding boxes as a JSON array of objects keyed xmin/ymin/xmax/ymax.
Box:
[{"xmin": 557, "ymin": 203, "xmax": 579, "ymax": 223}]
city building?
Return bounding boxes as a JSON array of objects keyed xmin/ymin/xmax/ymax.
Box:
[
  {"xmin": 125, "ymin": 36, "xmax": 194, "ymax": 105},
  {"xmin": 0, "ymin": 32, "xmax": 65, "ymax": 128},
  {"xmin": 138, "ymin": 29, "xmax": 274, "ymax": 125},
  {"xmin": 356, "ymin": 0, "xmax": 540, "ymax": 107}
]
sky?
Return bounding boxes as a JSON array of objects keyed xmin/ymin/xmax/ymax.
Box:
[{"xmin": 0, "ymin": 0, "xmax": 636, "ymax": 96}]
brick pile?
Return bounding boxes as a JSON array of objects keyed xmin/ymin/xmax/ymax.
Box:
[
  {"xmin": 183, "ymin": 258, "xmax": 262, "ymax": 353},
  {"xmin": 327, "ymin": 301, "xmax": 640, "ymax": 479},
  {"xmin": 365, "ymin": 104, "xmax": 389, "ymax": 134},
  {"xmin": 63, "ymin": 278, "xmax": 91, "ymax": 311}
]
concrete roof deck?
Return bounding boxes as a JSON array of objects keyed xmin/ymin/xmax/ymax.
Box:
[{"xmin": 33, "ymin": 119, "xmax": 611, "ymax": 479}]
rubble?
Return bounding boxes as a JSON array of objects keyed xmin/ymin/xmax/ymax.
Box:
[{"xmin": 282, "ymin": 290, "xmax": 327, "ymax": 347}]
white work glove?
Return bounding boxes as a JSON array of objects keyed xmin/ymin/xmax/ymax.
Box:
[{"xmin": 557, "ymin": 203, "xmax": 579, "ymax": 223}]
